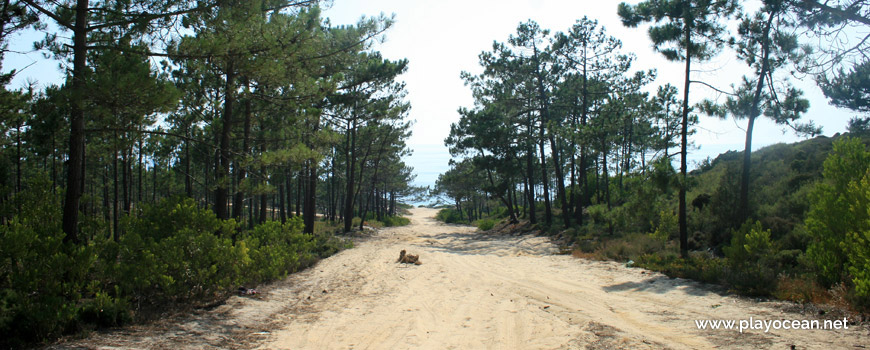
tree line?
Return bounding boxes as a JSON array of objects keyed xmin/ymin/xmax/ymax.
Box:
[
  {"xmin": 434, "ymin": 0, "xmax": 870, "ymax": 311},
  {"xmin": 0, "ymin": 1, "xmax": 417, "ymax": 343},
  {"xmin": 0, "ymin": 0, "xmax": 417, "ymax": 240},
  {"xmin": 437, "ymin": 0, "xmax": 868, "ymax": 256}
]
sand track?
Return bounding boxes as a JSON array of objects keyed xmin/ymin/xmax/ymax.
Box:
[{"xmin": 56, "ymin": 208, "xmax": 867, "ymax": 349}]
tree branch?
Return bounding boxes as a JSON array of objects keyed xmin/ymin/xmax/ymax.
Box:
[
  {"xmin": 21, "ymin": 0, "xmax": 74, "ymax": 30},
  {"xmin": 690, "ymin": 79, "xmax": 737, "ymax": 96},
  {"xmin": 800, "ymin": 0, "xmax": 870, "ymax": 26}
]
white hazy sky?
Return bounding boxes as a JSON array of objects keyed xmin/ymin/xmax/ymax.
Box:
[{"xmin": 2, "ymin": 1, "xmax": 858, "ymax": 189}]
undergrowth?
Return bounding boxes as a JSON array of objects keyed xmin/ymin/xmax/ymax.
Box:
[{"xmin": 0, "ymin": 180, "xmax": 352, "ymax": 348}]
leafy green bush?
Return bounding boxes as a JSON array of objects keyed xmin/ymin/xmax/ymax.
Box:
[
  {"xmin": 636, "ymin": 252, "xmax": 725, "ymax": 285},
  {"xmin": 651, "ymin": 209, "xmax": 677, "ymax": 242},
  {"xmin": 586, "ymin": 204, "xmax": 629, "ymax": 235},
  {"xmin": 381, "ymin": 216, "xmax": 411, "ymax": 227},
  {"xmin": 115, "ymin": 197, "xmax": 244, "ymax": 304},
  {"xmin": 844, "ymin": 174, "xmax": 870, "ymax": 305},
  {"xmin": 594, "ymin": 233, "xmax": 666, "ymax": 261},
  {"xmin": 476, "ymin": 218, "xmax": 496, "ymax": 231},
  {"xmin": 243, "ymin": 218, "xmax": 313, "ymax": 283},
  {"xmin": 805, "ymin": 137, "xmax": 870, "ymax": 301},
  {"xmin": 0, "ymin": 176, "xmax": 97, "ymax": 344},
  {"xmin": 435, "ymin": 208, "xmax": 465, "ymax": 224},
  {"xmin": 80, "ymin": 286, "xmax": 131, "ymax": 328},
  {"xmin": 1, "ymin": 185, "xmax": 350, "ymax": 347},
  {"xmin": 310, "ymin": 232, "xmax": 353, "ymax": 259},
  {"xmin": 722, "ymin": 221, "xmax": 779, "ymax": 296}
]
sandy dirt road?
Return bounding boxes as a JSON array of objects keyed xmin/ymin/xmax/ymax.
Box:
[{"xmin": 56, "ymin": 207, "xmax": 867, "ymax": 349}]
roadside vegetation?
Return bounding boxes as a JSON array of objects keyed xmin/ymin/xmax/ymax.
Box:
[
  {"xmin": 434, "ymin": 0, "xmax": 870, "ymax": 314},
  {"xmin": 0, "ymin": 0, "xmax": 417, "ymax": 346}
]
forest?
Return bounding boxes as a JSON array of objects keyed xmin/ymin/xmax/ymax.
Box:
[
  {"xmin": 434, "ymin": 0, "xmax": 870, "ymax": 315},
  {"xmin": 1, "ymin": 0, "xmax": 870, "ymax": 347},
  {"xmin": 0, "ymin": 0, "xmax": 418, "ymax": 346}
]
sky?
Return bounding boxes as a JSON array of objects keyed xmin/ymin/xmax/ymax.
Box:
[
  {"xmin": 320, "ymin": 0, "xmax": 858, "ymax": 190},
  {"xmin": 1, "ymin": 0, "xmax": 860, "ymax": 191}
]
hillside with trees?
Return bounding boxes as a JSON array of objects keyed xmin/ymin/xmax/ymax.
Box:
[{"xmin": 435, "ymin": 0, "xmax": 870, "ymax": 313}]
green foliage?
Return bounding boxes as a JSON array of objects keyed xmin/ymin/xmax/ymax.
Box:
[
  {"xmin": 723, "ymin": 221, "xmax": 774, "ymax": 264},
  {"xmin": 587, "ymin": 204, "xmax": 629, "ymax": 234},
  {"xmin": 115, "ymin": 197, "xmax": 243, "ymax": 303},
  {"xmin": 806, "ymin": 137, "xmax": 870, "ymax": 289},
  {"xmin": 435, "ymin": 208, "xmax": 466, "ymax": 224},
  {"xmin": 722, "ymin": 221, "xmax": 779, "ymax": 296},
  {"xmin": 476, "ymin": 218, "xmax": 496, "ymax": 231},
  {"xmin": 593, "ymin": 233, "xmax": 667, "ymax": 261},
  {"xmin": 820, "ymin": 60, "xmax": 870, "ymax": 113},
  {"xmin": 381, "ymin": 216, "xmax": 411, "ymax": 227},
  {"xmin": 651, "ymin": 209, "xmax": 677, "ymax": 242},
  {"xmin": 0, "ymin": 176, "xmax": 97, "ymax": 343},
  {"xmin": 636, "ymin": 253, "xmax": 726, "ymax": 285},
  {"xmin": 243, "ymin": 218, "xmax": 313, "ymax": 283},
  {"xmin": 848, "ymin": 117, "xmax": 870, "ymax": 135},
  {"xmin": 0, "ymin": 183, "xmax": 346, "ymax": 346},
  {"xmin": 80, "ymin": 286, "xmax": 131, "ymax": 328}
]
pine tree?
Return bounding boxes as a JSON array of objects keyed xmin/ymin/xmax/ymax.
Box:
[{"xmin": 619, "ymin": 0, "xmax": 738, "ymax": 258}]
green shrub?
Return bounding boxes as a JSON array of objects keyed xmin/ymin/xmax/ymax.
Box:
[
  {"xmin": 80, "ymin": 286, "xmax": 131, "ymax": 328},
  {"xmin": 0, "ymin": 176, "xmax": 97, "ymax": 344},
  {"xmin": 0, "ymin": 186, "xmax": 350, "ymax": 347},
  {"xmin": 310, "ymin": 232, "xmax": 353, "ymax": 259},
  {"xmin": 115, "ymin": 197, "xmax": 244, "ymax": 304},
  {"xmin": 844, "ymin": 173, "xmax": 870, "ymax": 305},
  {"xmin": 435, "ymin": 208, "xmax": 465, "ymax": 224},
  {"xmin": 243, "ymin": 218, "xmax": 313, "ymax": 283},
  {"xmin": 636, "ymin": 252, "xmax": 726, "ymax": 285},
  {"xmin": 722, "ymin": 221, "xmax": 779, "ymax": 296},
  {"xmin": 594, "ymin": 233, "xmax": 666, "ymax": 261},
  {"xmin": 804, "ymin": 137, "xmax": 870, "ymax": 301},
  {"xmin": 476, "ymin": 218, "xmax": 496, "ymax": 231},
  {"xmin": 651, "ymin": 209, "xmax": 677, "ymax": 242},
  {"xmin": 382, "ymin": 216, "xmax": 411, "ymax": 227}
]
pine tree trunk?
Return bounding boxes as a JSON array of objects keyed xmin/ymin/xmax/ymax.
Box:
[
  {"xmin": 215, "ymin": 59, "xmax": 236, "ymax": 220},
  {"xmin": 61, "ymin": 0, "xmax": 90, "ymax": 244},
  {"xmin": 539, "ymin": 128, "xmax": 552, "ymax": 225},
  {"xmin": 343, "ymin": 119, "xmax": 357, "ymax": 232},
  {"xmin": 304, "ymin": 161, "xmax": 317, "ymax": 234},
  {"xmin": 679, "ymin": 25, "xmax": 691, "ymax": 259},
  {"xmin": 740, "ymin": 10, "xmax": 775, "ymax": 224}
]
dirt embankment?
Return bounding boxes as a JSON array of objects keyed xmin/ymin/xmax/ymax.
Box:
[{"xmin": 54, "ymin": 208, "xmax": 868, "ymax": 349}]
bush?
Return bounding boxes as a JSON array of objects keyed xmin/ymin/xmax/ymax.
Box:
[
  {"xmin": 651, "ymin": 209, "xmax": 677, "ymax": 242},
  {"xmin": 804, "ymin": 137, "xmax": 870, "ymax": 303},
  {"xmin": 594, "ymin": 233, "xmax": 667, "ymax": 261},
  {"xmin": 722, "ymin": 221, "xmax": 779, "ymax": 296},
  {"xmin": 381, "ymin": 216, "xmax": 411, "ymax": 227},
  {"xmin": 242, "ymin": 218, "xmax": 312, "ymax": 284},
  {"xmin": 115, "ymin": 197, "xmax": 244, "ymax": 304},
  {"xmin": 0, "ymin": 176, "xmax": 97, "ymax": 344},
  {"xmin": 476, "ymin": 218, "xmax": 496, "ymax": 231},
  {"xmin": 435, "ymin": 208, "xmax": 465, "ymax": 224},
  {"xmin": 1, "ymin": 185, "xmax": 349, "ymax": 347},
  {"xmin": 635, "ymin": 252, "xmax": 725, "ymax": 285}
]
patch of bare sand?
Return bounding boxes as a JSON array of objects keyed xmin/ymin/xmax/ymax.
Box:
[{"xmin": 53, "ymin": 208, "xmax": 868, "ymax": 349}]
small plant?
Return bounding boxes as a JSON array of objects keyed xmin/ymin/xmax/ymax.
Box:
[
  {"xmin": 722, "ymin": 221, "xmax": 779, "ymax": 295},
  {"xmin": 477, "ymin": 218, "xmax": 496, "ymax": 231},
  {"xmin": 382, "ymin": 216, "xmax": 411, "ymax": 227},
  {"xmin": 651, "ymin": 209, "xmax": 677, "ymax": 242}
]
